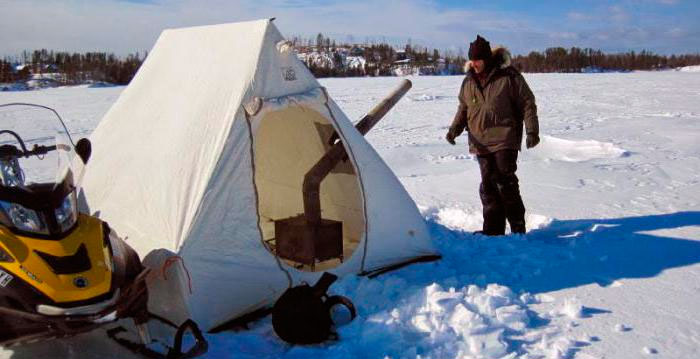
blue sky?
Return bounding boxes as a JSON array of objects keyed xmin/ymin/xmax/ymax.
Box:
[{"xmin": 1, "ymin": 0, "xmax": 698, "ymax": 56}]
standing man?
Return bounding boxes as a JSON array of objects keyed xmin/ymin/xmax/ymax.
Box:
[{"xmin": 446, "ymin": 35, "xmax": 540, "ymax": 236}]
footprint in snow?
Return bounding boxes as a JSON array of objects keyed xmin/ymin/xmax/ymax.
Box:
[
  {"xmin": 614, "ymin": 323, "xmax": 632, "ymax": 332},
  {"xmin": 642, "ymin": 347, "xmax": 658, "ymax": 355}
]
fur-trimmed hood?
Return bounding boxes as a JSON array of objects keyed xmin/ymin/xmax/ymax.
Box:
[
  {"xmin": 464, "ymin": 46, "xmax": 512, "ymax": 73},
  {"xmin": 450, "ymin": 44, "xmax": 538, "ymax": 156}
]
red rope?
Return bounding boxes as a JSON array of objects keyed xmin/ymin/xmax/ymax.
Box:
[{"xmin": 161, "ymin": 255, "xmax": 193, "ymax": 294}]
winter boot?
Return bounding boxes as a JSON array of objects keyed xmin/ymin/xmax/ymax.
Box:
[{"xmin": 509, "ymin": 220, "xmax": 526, "ymax": 234}]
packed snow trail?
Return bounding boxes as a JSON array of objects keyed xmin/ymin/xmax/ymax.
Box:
[{"xmin": 1, "ymin": 71, "xmax": 699, "ymax": 358}]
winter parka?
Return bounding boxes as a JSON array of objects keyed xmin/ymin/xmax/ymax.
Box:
[{"xmin": 449, "ymin": 47, "xmax": 539, "ymax": 155}]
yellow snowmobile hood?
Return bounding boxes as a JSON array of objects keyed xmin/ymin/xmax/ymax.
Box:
[{"xmin": 0, "ymin": 214, "xmax": 112, "ymax": 303}]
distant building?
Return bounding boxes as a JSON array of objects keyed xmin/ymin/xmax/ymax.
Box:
[
  {"xmin": 293, "ymin": 42, "xmax": 461, "ymax": 77},
  {"xmin": 350, "ymin": 47, "xmax": 365, "ymax": 56},
  {"xmin": 395, "ymin": 50, "xmax": 409, "ymax": 62},
  {"xmin": 346, "ymin": 56, "xmax": 366, "ymax": 70},
  {"xmin": 14, "ymin": 64, "xmax": 29, "ymax": 73}
]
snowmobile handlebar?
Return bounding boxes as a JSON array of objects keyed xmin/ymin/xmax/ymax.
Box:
[
  {"xmin": 24, "ymin": 144, "xmax": 58, "ymax": 157},
  {"xmin": 0, "ymin": 129, "xmax": 58, "ymax": 159},
  {"xmin": 0, "ymin": 143, "xmax": 57, "ymax": 159}
]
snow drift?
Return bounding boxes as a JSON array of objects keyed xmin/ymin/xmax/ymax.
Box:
[{"xmin": 527, "ymin": 135, "xmax": 628, "ymax": 162}]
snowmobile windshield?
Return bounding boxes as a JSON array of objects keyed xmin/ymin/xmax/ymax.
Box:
[
  {"xmin": 0, "ymin": 103, "xmax": 84, "ymax": 188},
  {"xmin": 0, "ymin": 103, "xmax": 86, "ymax": 237}
]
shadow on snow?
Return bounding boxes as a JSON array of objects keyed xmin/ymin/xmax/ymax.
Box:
[
  {"xmin": 6, "ymin": 212, "xmax": 700, "ymax": 359},
  {"xmin": 421, "ymin": 211, "xmax": 700, "ymax": 295}
]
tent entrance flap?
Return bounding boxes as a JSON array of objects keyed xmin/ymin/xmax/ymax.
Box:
[{"xmin": 252, "ymin": 106, "xmax": 365, "ymax": 272}]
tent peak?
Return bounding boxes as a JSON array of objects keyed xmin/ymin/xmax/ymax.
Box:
[{"xmin": 163, "ymin": 19, "xmax": 272, "ymax": 34}]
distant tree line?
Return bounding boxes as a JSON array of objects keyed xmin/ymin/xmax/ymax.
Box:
[
  {"xmin": 512, "ymin": 47, "xmax": 700, "ymax": 73},
  {"xmin": 2, "ymin": 49, "xmax": 144, "ymax": 85},
  {"xmin": 3, "ymin": 41, "xmax": 700, "ymax": 85}
]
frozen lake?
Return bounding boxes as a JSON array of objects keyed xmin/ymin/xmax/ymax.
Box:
[{"xmin": 1, "ymin": 71, "xmax": 699, "ymax": 358}]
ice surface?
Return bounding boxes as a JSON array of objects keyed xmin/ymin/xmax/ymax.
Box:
[{"xmin": 1, "ymin": 72, "xmax": 700, "ymax": 358}]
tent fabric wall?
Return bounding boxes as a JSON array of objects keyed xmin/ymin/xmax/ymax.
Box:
[
  {"xmin": 81, "ymin": 19, "xmax": 438, "ymax": 332},
  {"xmin": 82, "ymin": 21, "xmax": 269, "ymax": 256},
  {"xmin": 177, "ymin": 110, "xmax": 289, "ymax": 330}
]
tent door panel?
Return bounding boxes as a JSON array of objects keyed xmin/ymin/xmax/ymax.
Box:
[{"xmin": 252, "ymin": 106, "xmax": 364, "ymax": 272}]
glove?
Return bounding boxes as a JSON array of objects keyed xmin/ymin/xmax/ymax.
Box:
[
  {"xmin": 445, "ymin": 131, "xmax": 456, "ymax": 145},
  {"xmin": 526, "ymin": 134, "xmax": 540, "ymax": 149}
]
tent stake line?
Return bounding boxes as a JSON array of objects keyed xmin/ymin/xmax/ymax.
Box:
[{"xmin": 361, "ymin": 255, "xmax": 443, "ymax": 279}]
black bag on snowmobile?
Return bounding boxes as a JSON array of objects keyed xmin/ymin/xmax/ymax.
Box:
[{"xmin": 271, "ymin": 272, "xmax": 356, "ymax": 344}]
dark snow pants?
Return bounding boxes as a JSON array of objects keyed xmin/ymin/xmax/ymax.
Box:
[{"xmin": 477, "ymin": 150, "xmax": 526, "ymax": 235}]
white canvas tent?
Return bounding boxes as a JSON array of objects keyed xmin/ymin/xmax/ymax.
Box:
[{"xmin": 81, "ymin": 19, "xmax": 438, "ymax": 332}]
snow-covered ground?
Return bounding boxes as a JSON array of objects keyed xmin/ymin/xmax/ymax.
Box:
[
  {"xmin": 678, "ymin": 65, "xmax": 700, "ymax": 73},
  {"xmin": 1, "ymin": 72, "xmax": 699, "ymax": 358}
]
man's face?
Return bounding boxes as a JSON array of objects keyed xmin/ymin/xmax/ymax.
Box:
[{"xmin": 473, "ymin": 60, "xmax": 486, "ymax": 74}]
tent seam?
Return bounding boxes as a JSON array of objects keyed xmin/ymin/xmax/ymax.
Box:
[
  {"xmin": 322, "ymin": 100, "xmax": 370, "ymax": 273},
  {"xmin": 244, "ymin": 110, "xmax": 293, "ymax": 288}
]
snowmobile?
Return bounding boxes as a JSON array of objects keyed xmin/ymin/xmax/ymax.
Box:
[{"xmin": 0, "ymin": 103, "xmax": 150, "ymax": 348}]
